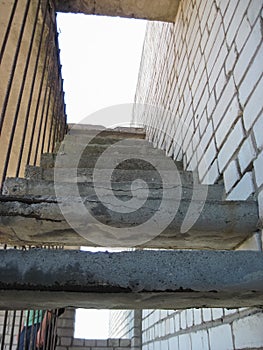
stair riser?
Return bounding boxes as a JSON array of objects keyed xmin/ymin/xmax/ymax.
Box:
[
  {"xmin": 25, "ymin": 166, "xmax": 194, "ymax": 184},
  {"xmin": 3, "ymin": 178, "xmax": 225, "ymax": 200},
  {"xmin": 57, "ymin": 142, "xmax": 165, "ymax": 156},
  {"xmin": 41, "ymin": 154, "xmax": 184, "ymax": 170}
]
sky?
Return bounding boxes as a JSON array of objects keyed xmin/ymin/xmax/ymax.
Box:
[
  {"xmin": 57, "ymin": 13, "xmax": 147, "ymax": 127},
  {"xmin": 56, "ymin": 13, "xmax": 146, "ymax": 339}
]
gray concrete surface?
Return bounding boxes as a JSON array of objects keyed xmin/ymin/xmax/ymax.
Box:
[
  {"xmin": 0, "ymin": 194, "xmax": 259, "ymax": 249},
  {"xmin": 0, "ymin": 249, "xmax": 263, "ymax": 309},
  {"xmin": 55, "ymin": 0, "xmax": 180, "ymax": 22}
]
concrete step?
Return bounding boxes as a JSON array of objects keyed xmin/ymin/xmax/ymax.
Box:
[
  {"xmin": 58, "ymin": 135, "xmax": 145, "ymax": 146},
  {"xmin": 66, "ymin": 128, "xmax": 145, "ymax": 139},
  {"xmin": 0, "ymin": 194, "xmax": 258, "ymax": 250},
  {"xmin": 3, "ymin": 177, "xmax": 225, "ymax": 200},
  {"xmin": 26, "ymin": 166, "xmax": 192, "ymax": 183},
  {"xmin": 55, "ymin": 140, "xmax": 165, "ymax": 157},
  {"xmin": 40, "ymin": 153, "xmax": 184, "ymax": 170}
]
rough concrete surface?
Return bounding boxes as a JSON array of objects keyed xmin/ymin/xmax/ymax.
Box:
[
  {"xmin": 0, "ymin": 249, "xmax": 263, "ymax": 309},
  {"xmin": 55, "ymin": 0, "xmax": 180, "ymax": 22},
  {"xmin": 0, "ymin": 194, "xmax": 259, "ymax": 249}
]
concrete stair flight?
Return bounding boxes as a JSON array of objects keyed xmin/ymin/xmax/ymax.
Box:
[{"xmin": 0, "ymin": 126, "xmax": 259, "ymax": 249}]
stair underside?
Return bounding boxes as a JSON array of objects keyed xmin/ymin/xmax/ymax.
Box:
[{"xmin": 0, "ymin": 128, "xmax": 259, "ymax": 249}]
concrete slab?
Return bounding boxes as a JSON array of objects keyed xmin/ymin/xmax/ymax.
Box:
[
  {"xmin": 0, "ymin": 194, "xmax": 258, "ymax": 249},
  {"xmin": 0, "ymin": 249, "xmax": 263, "ymax": 309},
  {"xmin": 3, "ymin": 177, "xmax": 225, "ymax": 200},
  {"xmin": 55, "ymin": 0, "xmax": 180, "ymax": 22}
]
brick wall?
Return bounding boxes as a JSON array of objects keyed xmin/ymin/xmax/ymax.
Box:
[
  {"xmin": 56, "ymin": 309, "xmax": 131, "ymax": 350},
  {"xmin": 132, "ymin": 0, "xmax": 263, "ymax": 348},
  {"xmin": 134, "ymin": 0, "xmax": 263, "ymax": 203},
  {"xmin": 142, "ymin": 308, "xmax": 263, "ymax": 350},
  {"xmin": 109, "ymin": 310, "xmax": 142, "ymax": 350}
]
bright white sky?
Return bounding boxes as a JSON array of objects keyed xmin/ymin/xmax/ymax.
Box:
[
  {"xmin": 57, "ymin": 13, "xmax": 147, "ymax": 126},
  {"xmin": 56, "ymin": 13, "xmax": 146, "ymax": 339}
]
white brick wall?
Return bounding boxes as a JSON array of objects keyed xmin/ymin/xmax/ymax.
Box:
[
  {"xmin": 134, "ymin": 0, "xmax": 263, "ymax": 203},
  {"xmin": 133, "ymin": 0, "xmax": 263, "ymax": 349}
]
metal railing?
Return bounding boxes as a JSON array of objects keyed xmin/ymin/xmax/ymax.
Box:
[
  {"xmin": 0, "ymin": 245, "xmax": 64, "ymax": 350},
  {"xmin": 0, "ymin": 0, "xmax": 67, "ymax": 189}
]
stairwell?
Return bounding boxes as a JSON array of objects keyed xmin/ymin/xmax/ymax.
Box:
[{"xmin": 0, "ymin": 125, "xmax": 262, "ymax": 310}]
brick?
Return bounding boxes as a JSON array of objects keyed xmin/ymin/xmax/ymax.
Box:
[
  {"xmin": 224, "ymin": 308, "xmax": 239, "ymax": 316},
  {"xmin": 206, "ymin": 91, "xmax": 216, "ymax": 118},
  {"xmin": 212, "ymin": 77, "xmax": 236, "ymax": 129},
  {"xmin": 215, "ymin": 96, "xmax": 240, "ymax": 148},
  {"xmin": 160, "ymin": 339, "xmax": 168, "ymax": 350},
  {"xmin": 235, "ymin": 15, "xmax": 250, "ymax": 53},
  {"xmin": 253, "ymin": 113, "xmax": 263, "ymax": 150},
  {"xmin": 238, "ymin": 136, "xmax": 256, "ymax": 173},
  {"xmin": 208, "ymin": 43, "xmax": 228, "ymax": 93},
  {"xmin": 194, "ymin": 308, "xmax": 202, "ymax": 325},
  {"xmin": 168, "ymin": 336, "xmax": 179, "ymax": 350},
  {"xmin": 254, "ymin": 151, "xmax": 263, "ymax": 187},
  {"xmin": 226, "ymin": 0, "xmax": 249, "ymax": 47},
  {"xmin": 233, "ymin": 313, "xmax": 263, "ymax": 349},
  {"xmin": 258, "ymin": 189, "xmax": 263, "ymax": 220},
  {"xmin": 208, "ymin": 324, "xmax": 234, "ymax": 350},
  {"xmin": 225, "ymin": 44, "xmax": 237, "ymax": 75},
  {"xmin": 60, "ymin": 337, "xmax": 72, "ymax": 346},
  {"xmin": 72, "ymin": 338, "xmax": 84, "ymax": 346},
  {"xmin": 202, "ymin": 308, "xmax": 212, "ymax": 322},
  {"xmin": 207, "ymin": 3, "xmax": 218, "ymax": 31},
  {"xmin": 197, "ymin": 120, "xmax": 213, "ymax": 160},
  {"xmin": 223, "ymin": 160, "xmax": 240, "ymax": 193},
  {"xmin": 218, "ymin": 119, "xmax": 245, "ymax": 172},
  {"xmin": 247, "ymin": 0, "xmax": 263, "ymax": 26},
  {"xmin": 239, "ymin": 44, "xmax": 263, "ymax": 107},
  {"xmin": 215, "ymin": 67, "xmax": 227, "ymax": 100},
  {"xmin": 243, "ymin": 75, "xmax": 263, "ymax": 131},
  {"xmin": 174, "ymin": 313, "xmax": 180, "ymax": 332},
  {"xmin": 191, "ymin": 330, "xmax": 209, "ymax": 350},
  {"xmin": 204, "ymin": 13, "xmax": 222, "ymax": 62},
  {"xmin": 212, "ymin": 308, "xmax": 224, "ymax": 320},
  {"xmin": 108, "ymin": 339, "xmax": 119, "ymax": 346},
  {"xmin": 84, "ymin": 339, "xmax": 96, "ymax": 346},
  {"xmin": 223, "ymin": 0, "xmax": 238, "ymax": 30},
  {"xmin": 57, "ymin": 328, "xmax": 74, "ymax": 337},
  {"xmin": 186, "ymin": 309, "xmax": 193, "ymax": 327},
  {"xmin": 206, "ymin": 26, "xmax": 225, "ymax": 77},
  {"xmin": 198, "ymin": 139, "xmax": 217, "ymax": 180},
  {"xmin": 178, "ymin": 333, "xmax": 192, "ymax": 350},
  {"xmin": 227, "ymin": 172, "xmax": 255, "ymax": 200},
  {"xmin": 180, "ymin": 310, "xmax": 187, "ymax": 330},
  {"xmin": 233, "ymin": 19, "xmax": 262, "ymax": 86},
  {"xmin": 215, "ymin": 0, "xmax": 228, "ymax": 16}
]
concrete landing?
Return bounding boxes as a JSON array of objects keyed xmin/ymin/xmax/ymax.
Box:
[{"xmin": 0, "ymin": 249, "xmax": 263, "ymax": 309}]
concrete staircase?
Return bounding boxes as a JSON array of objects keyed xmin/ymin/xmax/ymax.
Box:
[
  {"xmin": 0, "ymin": 125, "xmax": 262, "ymax": 310},
  {"xmin": 0, "ymin": 125, "xmax": 259, "ymax": 249}
]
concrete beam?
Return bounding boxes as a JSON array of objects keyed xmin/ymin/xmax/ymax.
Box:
[
  {"xmin": 55, "ymin": 0, "xmax": 180, "ymax": 22},
  {"xmin": 0, "ymin": 249, "xmax": 263, "ymax": 309}
]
